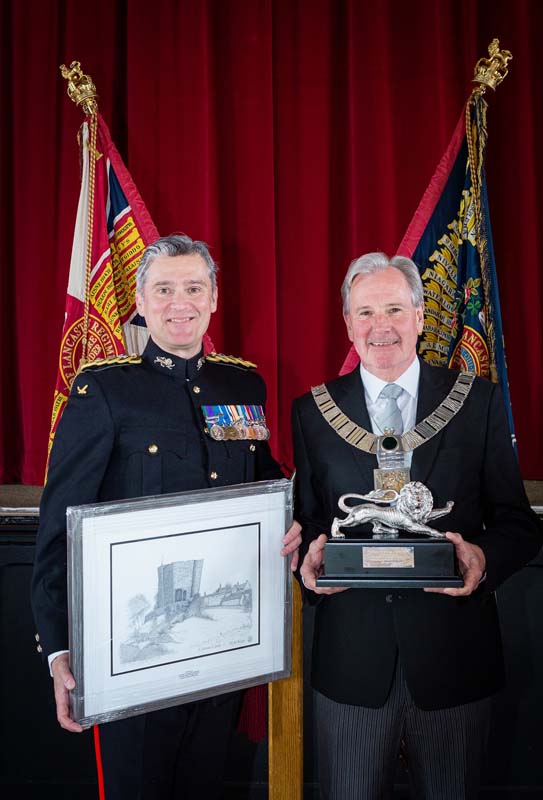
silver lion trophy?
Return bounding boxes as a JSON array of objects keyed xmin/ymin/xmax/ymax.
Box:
[{"xmin": 317, "ymin": 434, "xmax": 463, "ymax": 588}]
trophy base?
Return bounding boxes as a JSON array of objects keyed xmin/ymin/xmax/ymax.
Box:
[{"xmin": 316, "ymin": 537, "xmax": 463, "ymax": 589}]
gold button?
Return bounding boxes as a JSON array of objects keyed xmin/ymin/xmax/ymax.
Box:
[
  {"xmin": 37, "ymin": 644, "xmax": 43, "ymax": 653},
  {"xmin": 148, "ymin": 444, "xmax": 159, "ymax": 454},
  {"xmin": 210, "ymin": 471, "xmax": 218, "ymax": 480},
  {"xmin": 249, "ymin": 444, "xmax": 256, "ymax": 452},
  {"xmin": 193, "ymin": 386, "xmax": 201, "ymax": 394},
  {"xmin": 35, "ymin": 633, "xmax": 40, "ymax": 642}
]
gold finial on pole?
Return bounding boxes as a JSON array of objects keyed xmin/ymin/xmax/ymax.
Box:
[
  {"xmin": 59, "ymin": 60, "xmax": 100, "ymax": 365},
  {"xmin": 60, "ymin": 61, "xmax": 98, "ymax": 115},
  {"xmin": 472, "ymin": 39, "xmax": 512, "ymax": 94},
  {"xmin": 465, "ymin": 39, "xmax": 512, "ymax": 383}
]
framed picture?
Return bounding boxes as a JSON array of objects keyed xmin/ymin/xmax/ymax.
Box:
[{"xmin": 67, "ymin": 479, "xmax": 293, "ymax": 727}]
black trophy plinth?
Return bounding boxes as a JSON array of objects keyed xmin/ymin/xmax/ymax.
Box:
[{"xmin": 316, "ymin": 536, "xmax": 464, "ymax": 588}]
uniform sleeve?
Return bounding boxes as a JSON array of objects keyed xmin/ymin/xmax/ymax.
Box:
[
  {"xmin": 31, "ymin": 371, "xmax": 115, "ymax": 657},
  {"xmin": 478, "ymin": 382, "xmax": 542, "ymax": 591}
]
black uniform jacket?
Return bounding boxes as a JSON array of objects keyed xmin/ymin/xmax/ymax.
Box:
[
  {"xmin": 32, "ymin": 338, "xmax": 283, "ymax": 658},
  {"xmin": 292, "ymin": 359, "xmax": 541, "ymax": 710}
]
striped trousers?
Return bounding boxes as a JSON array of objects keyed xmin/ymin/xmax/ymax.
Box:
[{"xmin": 314, "ymin": 660, "xmax": 491, "ymax": 800}]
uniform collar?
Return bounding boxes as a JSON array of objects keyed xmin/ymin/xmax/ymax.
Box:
[{"xmin": 142, "ymin": 338, "xmax": 204, "ymax": 380}]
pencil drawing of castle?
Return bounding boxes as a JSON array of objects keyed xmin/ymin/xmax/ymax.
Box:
[{"xmin": 118, "ymin": 557, "xmax": 255, "ymax": 669}]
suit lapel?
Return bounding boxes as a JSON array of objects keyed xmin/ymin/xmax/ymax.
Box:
[
  {"xmin": 327, "ymin": 368, "xmax": 375, "ymax": 490},
  {"xmin": 411, "ymin": 360, "xmax": 455, "ymax": 484},
  {"xmin": 325, "ymin": 361, "xmax": 457, "ymax": 490},
  {"xmin": 330, "ymin": 367, "xmax": 371, "ymax": 428}
]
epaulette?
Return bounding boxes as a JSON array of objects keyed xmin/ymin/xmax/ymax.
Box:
[
  {"xmin": 204, "ymin": 352, "xmax": 257, "ymax": 370},
  {"xmin": 77, "ymin": 353, "xmax": 142, "ymax": 374}
]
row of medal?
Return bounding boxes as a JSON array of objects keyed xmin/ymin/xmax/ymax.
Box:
[{"xmin": 202, "ymin": 404, "xmax": 270, "ymax": 441}]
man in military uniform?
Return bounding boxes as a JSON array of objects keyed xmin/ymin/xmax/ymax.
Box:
[
  {"xmin": 293, "ymin": 252, "xmax": 541, "ymax": 799},
  {"xmin": 32, "ymin": 234, "xmax": 301, "ymax": 799}
]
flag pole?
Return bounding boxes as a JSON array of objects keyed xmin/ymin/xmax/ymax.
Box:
[
  {"xmin": 60, "ymin": 61, "xmax": 101, "ymax": 367},
  {"xmin": 465, "ymin": 40, "xmax": 512, "ymax": 382}
]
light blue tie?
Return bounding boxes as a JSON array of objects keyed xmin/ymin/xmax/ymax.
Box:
[{"xmin": 375, "ymin": 383, "xmax": 403, "ymax": 435}]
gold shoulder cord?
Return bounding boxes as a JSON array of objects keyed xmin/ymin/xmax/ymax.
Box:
[
  {"xmin": 311, "ymin": 372, "xmax": 476, "ymax": 454},
  {"xmin": 78, "ymin": 354, "xmax": 142, "ymax": 373},
  {"xmin": 204, "ymin": 353, "xmax": 257, "ymax": 369}
]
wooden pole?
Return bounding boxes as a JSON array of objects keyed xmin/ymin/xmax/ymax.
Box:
[{"xmin": 268, "ymin": 579, "xmax": 304, "ymax": 798}]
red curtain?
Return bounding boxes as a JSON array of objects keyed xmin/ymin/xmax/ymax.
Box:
[{"xmin": 1, "ymin": 0, "xmax": 541, "ymax": 484}]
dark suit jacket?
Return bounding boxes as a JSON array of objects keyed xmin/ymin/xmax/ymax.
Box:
[
  {"xmin": 292, "ymin": 360, "xmax": 541, "ymax": 710},
  {"xmin": 32, "ymin": 338, "xmax": 282, "ymax": 659}
]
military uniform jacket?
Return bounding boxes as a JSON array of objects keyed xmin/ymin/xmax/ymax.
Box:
[
  {"xmin": 32, "ymin": 339, "xmax": 283, "ymax": 657},
  {"xmin": 292, "ymin": 359, "xmax": 542, "ymax": 710}
]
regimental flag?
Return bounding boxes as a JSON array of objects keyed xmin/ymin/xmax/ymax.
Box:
[
  {"xmin": 340, "ymin": 91, "xmax": 516, "ymax": 447},
  {"xmin": 49, "ymin": 110, "xmax": 215, "ymax": 463},
  {"xmin": 48, "ymin": 113, "xmax": 159, "ymax": 458},
  {"xmin": 398, "ymin": 91, "xmax": 515, "ymax": 445}
]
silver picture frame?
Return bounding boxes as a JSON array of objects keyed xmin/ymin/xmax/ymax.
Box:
[{"xmin": 67, "ymin": 479, "xmax": 293, "ymax": 727}]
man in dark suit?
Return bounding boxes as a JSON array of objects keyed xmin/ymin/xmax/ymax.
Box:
[
  {"xmin": 32, "ymin": 234, "xmax": 301, "ymax": 799},
  {"xmin": 293, "ymin": 252, "xmax": 541, "ymax": 799}
]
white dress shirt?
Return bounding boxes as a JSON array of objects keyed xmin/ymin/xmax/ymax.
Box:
[{"xmin": 360, "ymin": 357, "xmax": 420, "ymax": 465}]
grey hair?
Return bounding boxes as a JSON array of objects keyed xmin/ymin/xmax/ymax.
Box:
[
  {"xmin": 136, "ymin": 234, "xmax": 218, "ymax": 294},
  {"xmin": 341, "ymin": 252, "xmax": 424, "ymax": 314}
]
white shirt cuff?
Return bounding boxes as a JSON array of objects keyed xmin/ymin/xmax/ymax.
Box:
[{"xmin": 48, "ymin": 650, "xmax": 69, "ymax": 676}]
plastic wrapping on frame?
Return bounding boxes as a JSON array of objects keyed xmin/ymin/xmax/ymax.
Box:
[{"xmin": 66, "ymin": 479, "xmax": 293, "ymax": 727}]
